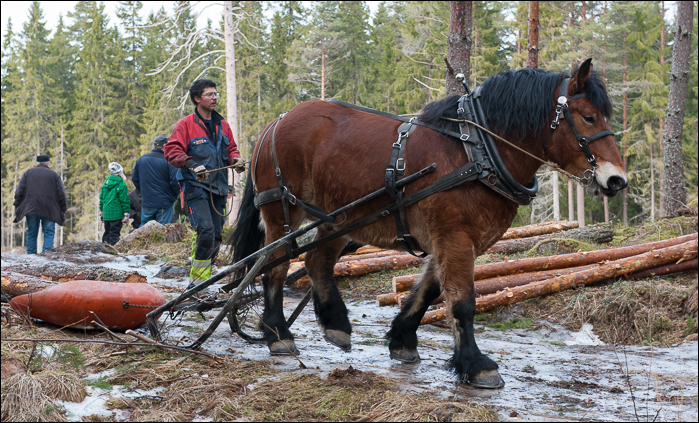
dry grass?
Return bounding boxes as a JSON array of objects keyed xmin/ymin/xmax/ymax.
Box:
[
  {"xmin": 227, "ymin": 367, "xmax": 497, "ymax": 422},
  {"xmin": 516, "ymin": 272, "xmax": 698, "ymax": 345},
  {"xmin": 1, "ymin": 373, "xmax": 69, "ymax": 422}
]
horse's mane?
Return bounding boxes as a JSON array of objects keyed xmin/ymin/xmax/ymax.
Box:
[{"xmin": 419, "ymin": 67, "xmax": 612, "ymax": 142}]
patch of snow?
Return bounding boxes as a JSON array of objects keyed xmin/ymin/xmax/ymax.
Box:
[
  {"xmin": 57, "ymin": 385, "xmax": 165, "ymax": 422},
  {"xmin": 565, "ymin": 323, "xmax": 605, "ymax": 346}
]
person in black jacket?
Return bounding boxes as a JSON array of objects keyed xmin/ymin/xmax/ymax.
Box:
[
  {"xmin": 128, "ymin": 188, "xmax": 142, "ymax": 231},
  {"xmin": 132, "ymin": 135, "xmax": 180, "ymax": 226},
  {"xmin": 13, "ymin": 155, "xmax": 67, "ymax": 254}
]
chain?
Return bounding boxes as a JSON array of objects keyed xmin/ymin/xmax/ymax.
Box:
[
  {"xmin": 123, "ymin": 300, "xmax": 160, "ymax": 309},
  {"xmin": 441, "ymin": 117, "xmax": 586, "ymax": 185}
]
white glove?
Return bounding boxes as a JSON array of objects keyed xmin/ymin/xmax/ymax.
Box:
[{"xmin": 122, "ymin": 213, "xmax": 130, "ymax": 224}]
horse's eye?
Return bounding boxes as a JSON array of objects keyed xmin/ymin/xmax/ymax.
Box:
[{"xmin": 582, "ymin": 115, "xmax": 596, "ymax": 124}]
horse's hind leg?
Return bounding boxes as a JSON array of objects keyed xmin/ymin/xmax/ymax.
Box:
[
  {"xmin": 304, "ymin": 226, "xmax": 352, "ymax": 351},
  {"xmin": 386, "ymin": 258, "xmax": 442, "ymax": 362}
]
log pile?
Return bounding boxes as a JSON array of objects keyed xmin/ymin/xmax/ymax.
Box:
[
  {"xmin": 289, "ymin": 221, "xmax": 591, "ymax": 281},
  {"xmin": 375, "ymin": 234, "xmax": 698, "ymax": 326}
]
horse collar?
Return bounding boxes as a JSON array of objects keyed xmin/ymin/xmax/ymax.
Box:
[{"xmin": 544, "ymin": 78, "xmax": 615, "ymax": 187}]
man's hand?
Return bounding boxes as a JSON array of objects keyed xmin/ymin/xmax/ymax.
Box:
[
  {"xmin": 232, "ymin": 157, "xmax": 246, "ymax": 174},
  {"xmin": 122, "ymin": 213, "xmax": 130, "ymax": 224},
  {"xmin": 99, "ymin": 210, "xmax": 103, "ymax": 220},
  {"xmin": 186, "ymin": 159, "xmax": 209, "ymax": 182}
]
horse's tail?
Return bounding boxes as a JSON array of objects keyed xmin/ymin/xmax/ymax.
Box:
[{"xmin": 228, "ymin": 173, "xmax": 264, "ymax": 268}]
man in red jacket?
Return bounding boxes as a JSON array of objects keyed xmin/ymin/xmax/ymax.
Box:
[{"xmin": 165, "ymin": 79, "xmax": 245, "ymax": 287}]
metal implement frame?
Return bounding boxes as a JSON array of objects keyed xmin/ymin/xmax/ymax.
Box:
[{"xmin": 146, "ymin": 163, "xmax": 438, "ymax": 349}]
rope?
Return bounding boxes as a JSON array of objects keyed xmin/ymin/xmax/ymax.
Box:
[{"xmin": 441, "ymin": 116, "xmax": 584, "ymax": 184}]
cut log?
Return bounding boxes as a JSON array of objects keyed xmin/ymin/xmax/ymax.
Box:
[
  {"xmin": 420, "ymin": 239, "xmax": 698, "ymax": 325},
  {"xmin": 292, "ymin": 246, "xmax": 390, "ymax": 263},
  {"xmin": 1, "ymin": 272, "xmax": 58, "ymax": 297},
  {"xmin": 486, "ymin": 224, "xmax": 613, "ymax": 255},
  {"xmin": 501, "ymin": 221, "xmax": 579, "ymax": 240},
  {"xmin": 3, "ymin": 263, "xmax": 147, "ymax": 284},
  {"xmin": 395, "ymin": 233, "xmax": 698, "ymax": 289},
  {"xmin": 623, "ymin": 257, "xmax": 698, "ymax": 280},
  {"xmin": 393, "ymin": 264, "xmax": 600, "ymax": 294},
  {"xmin": 298, "ymin": 254, "xmax": 424, "ymax": 284},
  {"xmin": 115, "ymin": 220, "xmax": 165, "ymax": 248}
]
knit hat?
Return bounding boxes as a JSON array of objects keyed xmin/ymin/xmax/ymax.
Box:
[
  {"xmin": 153, "ymin": 135, "xmax": 168, "ymax": 146},
  {"xmin": 108, "ymin": 162, "xmax": 124, "ymax": 175},
  {"xmin": 36, "ymin": 155, "xmax": 50, "ymax": 163}
]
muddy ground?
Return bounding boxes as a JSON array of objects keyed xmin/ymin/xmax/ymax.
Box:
[{"xmin": 2, "ymin": 217, "xmax": 697, "ymax": 422}]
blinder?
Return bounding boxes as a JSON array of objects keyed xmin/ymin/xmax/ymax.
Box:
[{"xmin": 543, "ymin": 78, "xmax": 615, "ymax": 186}]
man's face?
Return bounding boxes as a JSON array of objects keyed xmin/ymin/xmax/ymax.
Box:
[{"xmin": 196, "ymin": 87, "xmax": 218, "ymax": 112}]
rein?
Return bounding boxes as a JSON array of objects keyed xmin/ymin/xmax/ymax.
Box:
[{"xmin": 440, "ymin": 116, "xmax": 585, "ymax": 185}]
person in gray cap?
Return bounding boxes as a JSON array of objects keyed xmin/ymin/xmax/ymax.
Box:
[
  {"xmin": 132, "ymin": 135, "xmax": 180, "ymax": 226},
  {"xmin": 13, "ymin": 155, "xmax": 67, "ymax": 254}
]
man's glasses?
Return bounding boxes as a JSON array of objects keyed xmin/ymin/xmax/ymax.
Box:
[{"xmin": 202, "ymin": 92, "xmax": 221, "ymax": 99}]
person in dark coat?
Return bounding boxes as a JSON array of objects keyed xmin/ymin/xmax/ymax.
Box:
[
  {"xmin": 13, "ymin": 155, "xmax": 67, "ymax": 254},
  {"xmin": 128, "ymin": 188, "xmax": 142, "ymax": 231},
  {"xmin": 132, "ymin": 135, "xmax": 180, "ymax": 227}
]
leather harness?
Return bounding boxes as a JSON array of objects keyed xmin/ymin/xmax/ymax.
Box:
[{"xmin": 251, "ymin": 77, "xmax": 613, "ymax": 257}]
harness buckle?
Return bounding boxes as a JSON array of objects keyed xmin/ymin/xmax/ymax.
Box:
[
  {"xmin": 275, "ymin": 168, "xmax": 282, "ymax": 177},
  {"xmin": 396, "ymin": 158, "xmax": 405, "ymax": 172},
  {"xmin": 587, "ymin": 155, "xmax": 596, "ymax": 164},
  {"xmin": 460, "ymin": 133, "xmax": 470, "ymax": 142},
  {"xmin": 381, "ymin": 210, "xmax": 390, "ymax": 217},
  {"xmin": 284, "ymin": 188, "xmax": 297, "ymax": 205}
]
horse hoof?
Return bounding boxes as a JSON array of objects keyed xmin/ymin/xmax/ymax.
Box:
[
  {"xmin": 324, "ymin": 329, "xmax": 351, "ymax": 352},
  {"xmin": 389, "ymin": 347, "xmax": 420, "ymax": 363},
  {"xmin": 466, "ymin": 370, "xmax": 505, "ymax": 389},
  {"xmin": 269, "ymin": 340, "xmax": 300, "ymax": 356}
]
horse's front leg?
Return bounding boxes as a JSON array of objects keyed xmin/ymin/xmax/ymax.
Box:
[
  {"xmin": 305, "ymin": 228, "xmax": 352, "ymax": 351},
  {"xmin": 437, "ymin": 235, "xmax": 504, "ymax": 389},
  {"xmin": 261, "ymin": 260, "xmax": 298, "ymax": 355},
  {"xmin": 386, "ymin": 258, "xmax": 442, "ymax": 362}
]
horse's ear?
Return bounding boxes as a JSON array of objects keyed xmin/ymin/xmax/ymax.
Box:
[{"xmin": 568, "ymin": 58, "xmax": 593, "ymax": 95}]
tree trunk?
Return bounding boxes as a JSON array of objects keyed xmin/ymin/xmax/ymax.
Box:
[
  {"xmin": 501, "ymin": 220, "xmax": 578, "ymax": 239},
  {"xmin": 526, "ymin": 1, "xmax": 539, "ymax": 68},
  {"xmin": 568, "ymin": 179, "xmax": 575, "ymax": 222},
  {"xmin": 576, "ymin": 183, "xmax": 585, "ymax": 227},
  {"xmin": 622, "ymin": 54, "xmax": 629, "ymax": 226},
  {"xmin": 658, "ymin": 1, "xmax": 666, "ymax": 219},
  {"xmin": 420, "ymin": 239, "xmax": 698, "ymax": 325},
  {"xmin": 651, "ymin": 144, "xmax": 656, "ymax": 221},
  {"xmin": 446, "ymin": 1, "xmax": 472, "ymax": 95},
  {"xmin": 225, "ymin": 1, "xmax": 241, "ymax": 224},
  {"xmin": 663, "ymin": 0, "xmax": 692, "ymax": 217},
  {"xmin": 552, "ymin": 171, "xmax": 560, "ymax": 221},
  {"xmin": 293, "ymin": 254, "xmax": 425, "ymax": 284},
  {"xmin": 2, "ymin": 264, "xmax": 147, "ymax": 284},
  {"xmin": 1, "ymin": 271, "xmax": 58, "ymax": 297},
  {"xmin": 486, "ymin": 224, "xmax": 613, "ymax": 255}
]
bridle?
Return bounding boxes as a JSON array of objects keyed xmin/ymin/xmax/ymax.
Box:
[{"xmin": 543, "ymin": 78, "xmax": 615, "ymax": 187}]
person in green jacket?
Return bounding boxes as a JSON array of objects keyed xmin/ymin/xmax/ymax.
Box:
[{"xmin": 99, "ymin": 162, "xmax": 131, "ymax": 245}]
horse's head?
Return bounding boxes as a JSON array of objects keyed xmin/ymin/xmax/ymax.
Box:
[{"xmin": 545, "ymin": 58, "xmax": 628, "ymax": 197}]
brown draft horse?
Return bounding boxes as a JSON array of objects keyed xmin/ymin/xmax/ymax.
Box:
[{"xmin": 230, "ymin": 58, "xmax": 628, "ymax": 388}]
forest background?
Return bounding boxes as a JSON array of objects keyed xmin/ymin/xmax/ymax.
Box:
[{"xmin": 1, "ymin": 1, "xmax": 697, "ymax": 246}]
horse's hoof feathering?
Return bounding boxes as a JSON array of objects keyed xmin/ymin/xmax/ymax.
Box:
[
  {"xmin": 324, "ymin": 329, "xmax": 351, "ymax": 352},
  {"xmin": 389, "ymin": 347, "xmax": 421, "ymax": 363},
  {"xmin": 269, "ymin": 340, "xmax": 300, "ymax": 356},
  {"xmin": 466, "ymin": 369, "xmax": 505, "ymax": 389}
]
